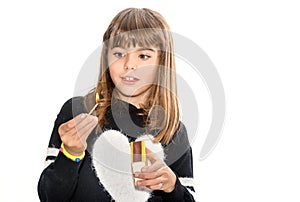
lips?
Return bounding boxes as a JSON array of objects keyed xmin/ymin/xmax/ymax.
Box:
[{"xmin": 121, "ymin": 76, "xmax": 139, "ymax": 85}]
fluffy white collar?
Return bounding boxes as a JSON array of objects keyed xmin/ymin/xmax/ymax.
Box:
[{"xmin": 92, "ymin": 130, "xmax": 165, "ymax": 202}]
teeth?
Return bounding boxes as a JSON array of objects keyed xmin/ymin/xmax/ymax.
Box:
[{"xmin": 123, "ymin": 77, "xmax": 135, "ymax": 81}]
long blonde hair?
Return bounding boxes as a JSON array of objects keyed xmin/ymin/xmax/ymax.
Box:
[{"xmin": 84, "ymin": 8, "xmax": 179, "ymax": 144}]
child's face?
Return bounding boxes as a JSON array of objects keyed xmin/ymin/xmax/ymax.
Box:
[{"xmin": 108, "ymin": 45, "xmax": 160, "ymax": 98}]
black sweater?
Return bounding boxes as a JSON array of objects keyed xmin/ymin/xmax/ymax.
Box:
[{"xmin": 38, "ymin": 97, "xmax": 196, "ymax": 201}]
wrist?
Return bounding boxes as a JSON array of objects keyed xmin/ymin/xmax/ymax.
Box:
[
  {"xmin": 59, "ymin": 143, "xmax": 85, "ymax": 163},
  {"xmin": 64, "ymin": 144, "xmax": 84, "ymax": 156},
  {"xmin": 164, "ymin": 185, "xmax": 175, "ymax": 193},
  {"xmin": 163, "ymin": 169, "xmax": 177, "ymax": 193}
]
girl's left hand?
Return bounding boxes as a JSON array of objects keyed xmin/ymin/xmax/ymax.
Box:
[{"xmin": 134, "ymin": 148, "xmax": 176, "ymax": 193}]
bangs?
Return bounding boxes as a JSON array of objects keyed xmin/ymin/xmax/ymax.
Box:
[
  {"xmin": 103, "ymin": 8, "xmax": 171, "ymax": 50},
  {"xmin": 108, "ymin": 28, "xmax": 167, "ymax": 50}
]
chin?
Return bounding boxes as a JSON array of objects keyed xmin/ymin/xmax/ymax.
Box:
[{"xmin": 116, "ymin": 87, "xmax": 144, "ymax": 98}]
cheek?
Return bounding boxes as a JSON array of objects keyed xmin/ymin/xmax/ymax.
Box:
[
  {"xmin": 140, "ymin": 66, "xmax": 158, "ymax": 83},
  {"xmin": 107, "ymin": 51, "xmax": 119, "ymax": 66},
  {"xmin": 109, "ymin": 65, "xmax": 121, "ymax": 84}
]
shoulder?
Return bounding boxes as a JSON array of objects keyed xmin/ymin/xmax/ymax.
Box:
[{"xmin": 56, "ymin": 96, "xmax": 86, "ymax": 122}]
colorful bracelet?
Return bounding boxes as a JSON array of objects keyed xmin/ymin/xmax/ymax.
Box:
[{"xmin": 59, "ymin": 143, "xmax": 85, "ymax": 163}]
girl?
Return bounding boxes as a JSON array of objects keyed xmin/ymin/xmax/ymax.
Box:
[{"xmin": 38, "ymin": 8, "xmax": 196, "ymax": 201}]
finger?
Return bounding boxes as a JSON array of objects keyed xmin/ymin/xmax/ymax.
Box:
[
  {"xmin": 59, "ymin": 122, "xmax": 72, "ymax": 134},
  {"xmin": 67, "ymin": 115, "xmax": 96, "ymax": 138},
  {"xmin": 59, "ymin": 123, "xmax": 77, "ymax": 140},
  {"xmin": 145, "ymin": 148, "xmax": 158, "ymax": 164},
  {"xmin": 136, "ymin": 176, "xmax": 163, "ymax": 187},
  {"xmin": 78, "ymin": 115, "xmax": 98, "ymax": 133},
  {"xmin": 78, "ymin": 116, "xmax": 98, "ymax": 140},
  {"xmin": 61, "ymin": 127, "xmax": 79, "ymax": 139},
  {"xmin": 147, "ymin": 183, "xmax": 163, "ymax": 190},
  {"xmin": 69, "ymin": 113, "xmax": 88, "ymax": 128},
  {"xmin": 135, "ymin": 170, "xmax": 161, "ymax": 180},
  {"xmin": 59, "ymin": 114, "xmax": 93, "ymax": 143},
  {"xmin": 141, "ymin": 160, "xmax": 165, "ymax": 173},
  {"xmin": 76, "ymin": 116, "xmax": 98, "ymax": 155},
  {"xmin": 72, "ymin": 114, "xmax": 95, "ymax": 132},
  {"xmin": 59, "ymin": 113, "xmax": 87, "ymax": 134}
]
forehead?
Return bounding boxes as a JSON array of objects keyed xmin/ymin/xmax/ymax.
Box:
[{"xmin": 107, "ymin": 29, "xmax": 164, "ymax": 50}]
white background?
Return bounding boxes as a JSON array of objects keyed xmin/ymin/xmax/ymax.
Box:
[{"xmin": 1, "ymin": 0, "xmax": 300, "ymax": 201}]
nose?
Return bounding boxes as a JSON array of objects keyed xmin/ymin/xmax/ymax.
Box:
[
  {"xmin": 124, "ymin": 53, "xmax": 137, "ymax": 70},
  {"xmin": 125, "ymin": 65, "xmax": 137, "ymax": 70}
]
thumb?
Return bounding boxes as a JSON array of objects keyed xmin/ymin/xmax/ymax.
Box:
[{"xmin": 146, "ymin": 148, "xmax": 158, "ymax": 164}]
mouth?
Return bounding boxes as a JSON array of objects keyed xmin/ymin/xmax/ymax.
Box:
[
  {"xmin": 121, "ymin": 76, "xmax": 139, "ymax": 81},
  {"xmin": 121, "ymin": 76, "xmax": 139, "ymax": 84}
]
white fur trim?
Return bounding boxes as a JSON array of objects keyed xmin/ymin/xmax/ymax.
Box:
[
  {"xmin": 92, "ymin": 130, "xmax": 165, "ymax": 202},
  {"xmin": 47, "ymin": 147, "xmax": 59, "ymax": 157}
]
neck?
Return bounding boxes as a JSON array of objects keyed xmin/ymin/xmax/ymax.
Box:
[{"xmin": 113, "ymin": 88, "xmax": 151, "ymax": 109}]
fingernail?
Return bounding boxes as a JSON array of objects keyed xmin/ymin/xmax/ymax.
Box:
[
  {"xmin": 141, "ymin": 168, "xmax": 146, "ymax": 172},
  {"xmin": 80, "ymin": 114, "xmax": 86, "ymax": 119},
  {"xmin": 135, "ymin": 173, "xmax": 139, "ymax": 177}
]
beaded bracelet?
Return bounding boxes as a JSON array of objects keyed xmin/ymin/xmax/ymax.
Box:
[{"xmin": 59, "ymin": 143, "xmax": 85, "ymax": 163}]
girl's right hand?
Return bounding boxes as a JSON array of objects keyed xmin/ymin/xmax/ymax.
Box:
[{"xmin": 58, "ymin": 113, "xmax": 98, "ymax": 156}]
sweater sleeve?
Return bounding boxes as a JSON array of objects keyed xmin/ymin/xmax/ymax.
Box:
[
  {"xmin": 152, "ymin": 122, "xmax": 197, "ymax": 201},
  {"xmin": 38, "ymin": 97, "xmax": 87, "ymax": 202},
  {"xmin": 160, "ymin": 147, "xmax": 196, "ymax": 201}
]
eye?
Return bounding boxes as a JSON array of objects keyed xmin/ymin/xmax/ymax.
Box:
[
  {"xmin": 113, "ymin": 52, "xmax": 126, "ymax": 58},
  {"xmin": 139, "ymin": 54, "xmax": 151, "ymax": 60}
]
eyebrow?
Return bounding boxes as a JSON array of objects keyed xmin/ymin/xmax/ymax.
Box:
[
  {"xmin": 136, "ymin": 47, "xmax": 156, "ymax": 52},
  {"xmin": 111, "ymin": 46, "xmax": 156, "ymax": 52}
]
